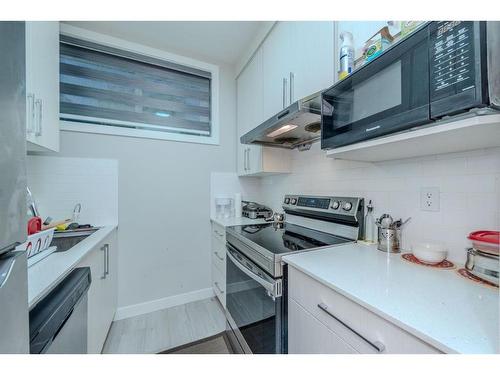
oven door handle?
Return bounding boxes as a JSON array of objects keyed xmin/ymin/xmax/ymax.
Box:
[{"xmin": 226, "ymin": 245, "xmax": 281, "ymax": 298}]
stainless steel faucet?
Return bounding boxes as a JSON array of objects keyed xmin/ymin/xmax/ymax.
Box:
[{"xmin": 72, "ymin": 203, "xmax": 82, "ymax": 222}]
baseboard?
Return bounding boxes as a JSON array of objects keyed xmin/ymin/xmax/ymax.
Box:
[{"xmin": 114, "ymin": 287, "xmax": 215, "ymax": 321}]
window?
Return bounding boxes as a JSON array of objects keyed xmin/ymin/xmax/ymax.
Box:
[{"xmin": 59, "ymin": 35, "xmax": 218, "ymax": 144}]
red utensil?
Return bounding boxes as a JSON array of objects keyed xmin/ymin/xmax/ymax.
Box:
[{"xmin": 27, "ymin": 217, "xmax": 42, "ymax": 235}]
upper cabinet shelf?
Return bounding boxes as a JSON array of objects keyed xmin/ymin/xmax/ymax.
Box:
[{"xmin": 326, "ymin": 114, "xmax": 500, "ymax": 162}]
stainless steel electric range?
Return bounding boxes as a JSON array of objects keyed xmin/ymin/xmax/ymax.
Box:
[{"xmin": 224, "ymin": 195, "xmax": 365, "ymax": 354}]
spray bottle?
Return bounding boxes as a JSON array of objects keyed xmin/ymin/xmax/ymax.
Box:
[{"xmin": 339, "ymin": 31, "xmax": 354, "ymax": 80}]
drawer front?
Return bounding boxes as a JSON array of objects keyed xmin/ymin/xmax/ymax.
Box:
[
  {"xmin": 211, "ymin": 233, "xmax": 226, "ymax": 273},
  {"xmin": 288, "ymin": 267, "xmax": 441, "ymax": 354},
  {"xmin": 289, "ymin": 298, "xmax": 358, "ymax": 354},
  {"xmin": 212, "ymin": 223, "xmax": 226, "ymax": 243},
  {"xmin": 212, "ymin": 263, "xmax": 226, "ymax": 307}
]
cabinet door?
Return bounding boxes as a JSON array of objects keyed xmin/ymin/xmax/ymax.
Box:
[
  {"xmin": 77, "ymin": 241, "xmax": 107, "ymax": 353},
  {"xmin": 246, "ymin": 146, "xmax": 263, "ymax": 175},
  {"xmin": 26, "ymin": 21, "xmax": 60, "ymax": 152},
  {"xmin": 291, "ymin": 22, "xmax": 335, "ymax": 100},
  {"xmin": 100, "ymin": 233, "xmax": 118, "ymax": 348},
  {"xmin": 262, "ymin": 22, "xmax": 294, "ymax": 119},
  {"xmin": 288, "ymin": 298, "xmax": 358, "ymax": 354},
  {"xmin": 236, "ymin": 48, "xmax": 264, "ymax": 176},
  {"xmin": 77, "ymin": 232, "xmax": 118, "ymax": 353}
]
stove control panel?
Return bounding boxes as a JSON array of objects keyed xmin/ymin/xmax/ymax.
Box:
[{"xmin": 283, "ymin": 195, "xmax": 363, "ymax": 217}]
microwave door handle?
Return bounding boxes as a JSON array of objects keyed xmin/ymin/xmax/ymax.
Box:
[{"xmin": 226, "ymin": 246, "xmax": 276, "ymax": 296}]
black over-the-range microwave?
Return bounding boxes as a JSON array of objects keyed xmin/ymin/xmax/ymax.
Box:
[{"xmin": 321, "ymin": 21, "xmax": 500, "ymax": 149}]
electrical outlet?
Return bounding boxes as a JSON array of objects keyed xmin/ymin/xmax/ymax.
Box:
[{"xmin": 420, "ymin": 187, "xmax": 440, "ymax": 212}]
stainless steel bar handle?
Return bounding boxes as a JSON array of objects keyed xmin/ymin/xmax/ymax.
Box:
[
  {"xmin": 214, "ymin": 251, "xmax": 224, "ymax": 261},
  {"xmin": 101, "ymin": 245, "xmax": 107, "ymax": 279},
  {"xmin": 244, "ymin": 149, "xmax": 248, "ymax": 171},
  {"xmin": 317, "ymin": 303, "xmax": 385, "ymax": 353},
  {"xmin": 282, "ymin": 77, "xmax": 288, "ymax": 108},
  {"xmin": 34, "ymin": 98, "xmax": 42, "ymax": 136},
  {"xmin": 105, "ymin": 244, "xmax": 110, "ymax": 276},
  {"xmin": 26, "ymin": 93, "xmax": 35, "ymax": 134},
  {"xmin": 246, "ymin": 148, "xmax": 251, "ymax": 171},
  {"xmin": 226, "ymin": 245, "xmax": 279, "ymax": 297},
  {"xmin": 214, "ymin": 282, "xmax": 224, "ymax": 294},
  {"xmin": 289, "ymin": 72, "xmax": 294, "ymax": 104}
]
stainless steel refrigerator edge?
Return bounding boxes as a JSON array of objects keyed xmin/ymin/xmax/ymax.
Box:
[{"xmin": 0, "ymin": 21, "xmax": 30, "ymax": 354}]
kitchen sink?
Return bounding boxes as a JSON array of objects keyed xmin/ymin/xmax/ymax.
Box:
[{"xmin": 50, "ymin": 228, "xmax": 100, "ymax": 252}]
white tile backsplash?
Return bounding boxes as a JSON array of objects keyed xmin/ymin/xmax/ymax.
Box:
[
  {"xmin": 27, "ymin": 156, "xmax": 118, "ymax": 226},
  {"xmin": 209, "ymin": 172, "xmax": 262, "ymax": 218},
  {"xmin": 258, "ymin": 144, "xmax": 500, "ymax": 263}
]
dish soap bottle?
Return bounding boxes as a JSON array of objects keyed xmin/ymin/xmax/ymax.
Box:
[
  {"xmin": 339, "ymin": 31, "xmax": 354, "ymax": 80},
  {"xmin": 364, "ymin": 200, "xmax": 375, "ymax": 242}
]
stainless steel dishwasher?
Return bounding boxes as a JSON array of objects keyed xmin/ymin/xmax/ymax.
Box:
[{"xmin": 29, "ymin": 267, "xmax": 91, "ymax": 354}]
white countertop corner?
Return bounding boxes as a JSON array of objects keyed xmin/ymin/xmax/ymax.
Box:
[{"xmin": 283, "ymin": 242, "xmax": 499, "ymax": 354}]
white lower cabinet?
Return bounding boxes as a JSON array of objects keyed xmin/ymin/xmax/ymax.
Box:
[
  {"xmin": 77, "ymin": 230, "xmax": 118, "ymax": 353},
  {"xmin": 288, "ymin": 298, "xmax": 358, "ymax": 354},
  {"xmin": 288, "ymin": 266, "xmax": 442, "ymax": 354},
  {"xmin": 211, "ymin": 222, "xmax": 226, "ymax": 306}
]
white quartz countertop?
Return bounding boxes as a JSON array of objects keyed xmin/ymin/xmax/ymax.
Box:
[
  {"xmin": 28, "ymin": 225, "xmax": 117, "ymax": 309},
  {"xmin": 283, "ymin": 242, "xmax": 499, "ymax": 354},
  {"xmin": 210, "ymin": 217, "xmax": 269, "ymax": 227}
]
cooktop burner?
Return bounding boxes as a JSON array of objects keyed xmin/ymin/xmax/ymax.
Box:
[{"xmin": 230, "ymin": 222, "xmax": 351, "ymax": 255}]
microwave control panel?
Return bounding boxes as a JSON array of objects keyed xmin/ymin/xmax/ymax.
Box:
[{"xmin": 430, "ymin": 21, "xmax": 476, "ymax": 101}]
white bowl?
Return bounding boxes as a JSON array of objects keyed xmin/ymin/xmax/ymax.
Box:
[{"xmin": 411, "ymin": 242, "xmax": 448, "ymax": 264}]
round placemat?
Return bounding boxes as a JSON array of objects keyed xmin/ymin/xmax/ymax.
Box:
[
  {"xmin": 401, "ymin": 253, "xmax": 455, "ymax": 269},
  {"xmin": 456, "ymin": 268, "xmax": 498, "ymax": 289}
]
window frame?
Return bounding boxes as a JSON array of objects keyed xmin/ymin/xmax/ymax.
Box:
[{"xmin": 59, "ymin": 23, "xmax": 220, "ymax": 145}]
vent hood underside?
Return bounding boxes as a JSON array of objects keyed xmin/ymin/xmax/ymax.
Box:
[{"xmin": 240, "ymin": 92, "xmax": 322, "ymax": 150}]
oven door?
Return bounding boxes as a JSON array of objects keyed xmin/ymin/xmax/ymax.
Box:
[
  {"xmin": 321, "ymin": 25, "xmax": 430, "ymax": 149},
  {"xmin": 225, "ymin": 243, "xmax": 282, "ymax": 354}
]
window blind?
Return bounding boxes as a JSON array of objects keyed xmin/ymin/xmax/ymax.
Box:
[{"xmin": 59, "ymin": 37, "xmax": 212, "ymax": 136}]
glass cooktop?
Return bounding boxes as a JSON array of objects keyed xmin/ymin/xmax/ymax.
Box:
[{"xmin": 230, "ymin": 222, "xmax": 351, "ymax": 255}]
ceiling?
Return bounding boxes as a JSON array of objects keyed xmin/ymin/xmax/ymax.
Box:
[{"xmin": 63, "ymin": 21, "xmax": 266, "ymax": 65}]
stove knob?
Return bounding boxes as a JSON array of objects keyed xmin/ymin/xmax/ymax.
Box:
[
  {"xmin": 343, "ymin": 202, "xmax": 353, "ymax": 211},
  {"xmin": 284, "ymin": 198, "xmax": 290, "ymax": 204},
  {"xmin": 331, "ymin": 201, "xmax": 340, "ymax": 210},
  {"xmin": 291, "ymin": 198, "xmax": 297, "ymax": 205}
]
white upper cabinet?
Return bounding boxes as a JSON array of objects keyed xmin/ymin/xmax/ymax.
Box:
[
  {"xmin": 262, "ymin": 22, "xmax": 294, "ymax": 119},
  {"xmin": 236, "ymin": 21, "xmax": 336, "ymax": 176},
  {"xmin": 262, "ymin": 21, "xmax": 336, "ymax": 119},
  {"xmin": 237, "ymin": 48, "xmax": 264, "ymax": 176},
  {"xmin": 236, "ymin": 47, "xmax": 289, "ymax": 176},
  {"xmin": 26, "ymin": 21, "xmax": 60, "ymax": 153},
  {"xmin": 291, "ymin": 22, "xmax": 336, "ymax": 100}
]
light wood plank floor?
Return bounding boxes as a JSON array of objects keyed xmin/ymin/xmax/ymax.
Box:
[{"xmin": 102, "ymin": 297, "xmax": 226, "ymax": 354}]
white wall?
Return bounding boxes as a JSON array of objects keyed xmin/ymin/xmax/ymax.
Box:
[
  {"xmin": 26, "ymin": 156, "xmax": 118, "ymax": 226},
  {"xmin": 259, "ymin": 144, "xmax": 500, "ymax": 263},
  {"xmin": 55, "ymin": 61, "xmax": 237, "ymax": 311}
]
